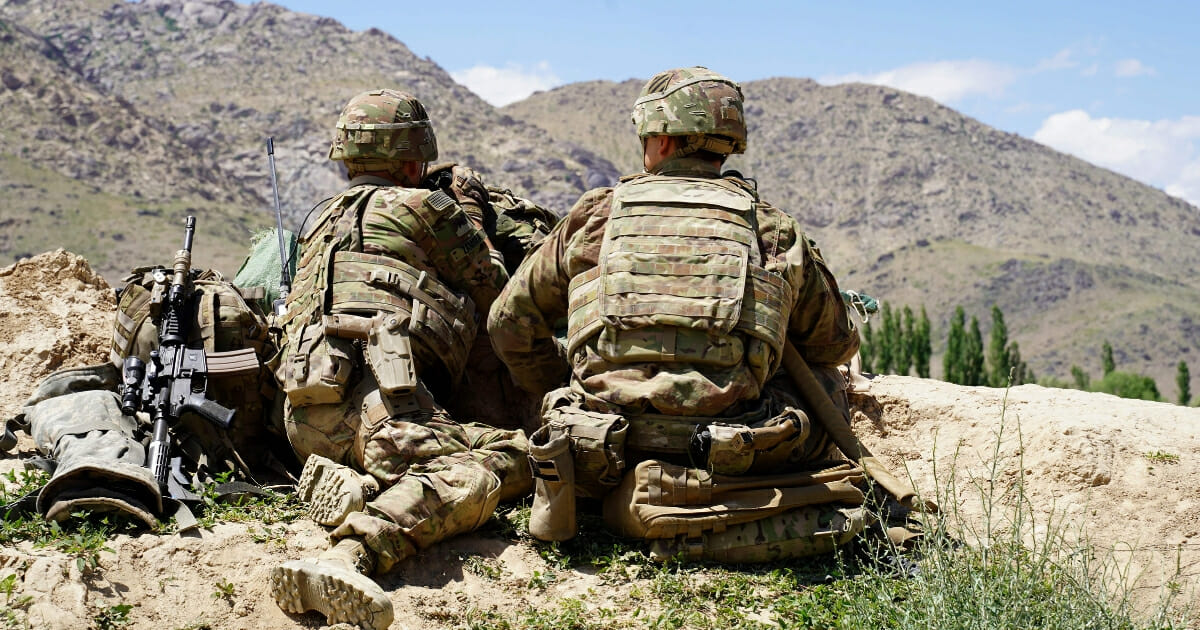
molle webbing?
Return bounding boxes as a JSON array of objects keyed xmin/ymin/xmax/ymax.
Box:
[
  {"xmin": 111, "ymin": 282, "xmax": 152, "ymax": 366},
  {"xmin": 328, "ymin": 250, "xmax": 476, "ymax": 380},
  {"xmin": 566, "ymin": 177, "xmax": 788, "ymax": 369},
  {"xmin": 282, "ymin": 185, "xmax": 374, "ymax": 333}
]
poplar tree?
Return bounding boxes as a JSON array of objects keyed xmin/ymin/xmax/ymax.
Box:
[
  {"xmin": 898, "ymin": 306, "xmax": 914, "ymax": 376},
  {"xmin": 877, "ymin": 302, "xmax": 895, "ymax": 374},
  {"xmin": 1101, "ymin": 341, "xmax": 1115, "ymax": 375},
  {"xmin": 914, "ymin": 306, "xmax": 932, "ymax": 378},
  {"xmin": 1071, "ymin": 365, "xmax": 1091, "ymax": 390},
  {"xmin": 987, "ymin": 305, "xmax": 1011, "ymax": 387},
  {"xmin": 944, "ymin": 306, "xmax": 966, "ymax": 384},
  {"xmin": 1178, "ymin": 360, "xmax": 1192, "ymax": 406},
  {"xmin": 860, "ymin": 322, "xmax": 875, "ymax": 374},
  {"xmin": 963, "ymin": 315, "xmax": 985, "ymax": 386}
]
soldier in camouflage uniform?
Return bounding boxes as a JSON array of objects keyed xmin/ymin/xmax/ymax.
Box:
[
  {"xmin": 488, "ymin": 67, "xmax": 866, "ymax": 561},
  {"xmin": 269, "ymin": 89, "xmax": 532, "ymax": 630}
]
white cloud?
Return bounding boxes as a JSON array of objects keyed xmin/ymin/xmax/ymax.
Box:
[
  {"xmin": 1114, "ymin": 58, "xmax": 1156, "ymax": 77},
  {"xmin": 1035, "ymin": 48, "xmax": 1077, "ymax": 72},
  {"xmin": 820, "ymin": 59, "xmax": 1020, "ymax": 104},
  {"xmin": 450, "ymin": 62, "xmax": 561, "ymax": 107},
  {"xmin": 1033, "ymin": 110, "xmax": 1200, "ymax": 206},
  {"xmin": 1081, "ymin": 63, "xmax": 1100, "ymax": 77}
]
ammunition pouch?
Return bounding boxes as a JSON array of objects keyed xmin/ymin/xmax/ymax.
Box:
[
  {"xmin": 541, "ymin": 396, "xmax": 628, "ymax": 499},
  {"xmin": 280, "ymin": 322, "xmax": 356, "ymax": 408}
]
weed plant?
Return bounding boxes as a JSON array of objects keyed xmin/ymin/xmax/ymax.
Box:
[{"xmin": 460, "ymin": 387, "xmax": 1192, "ymax": 630}]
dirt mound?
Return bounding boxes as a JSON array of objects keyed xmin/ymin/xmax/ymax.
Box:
[
  {"xmin": 0, "ymin": 251, "xmax": 1196, "ymax": 628},
  {"xmin": 853, "ymin": 377, "xmax": 1200, "ymax": 603},
  {"xmin": 0, "ymin": 250, "xmax": 115, "ymax": 419}
]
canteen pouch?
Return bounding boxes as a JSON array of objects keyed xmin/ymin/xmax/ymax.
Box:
[{"xmin": 542, "ymin": 404, "xmax": 628, "ymax": 499}]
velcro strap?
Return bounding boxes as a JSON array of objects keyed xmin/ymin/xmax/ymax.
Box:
[
  {"xmin": 529, "ymin": 456, "xmax": 561, "ymax": 482},
  {"xmin": 364, "ymin": 401, "xmax": 390, "ymax": 426},
  {"xmin": 237, "ymin": 285, "xmax": 266, "ymax": 301}
]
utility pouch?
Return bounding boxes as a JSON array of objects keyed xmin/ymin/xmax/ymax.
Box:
[
  {"xmin": 702, "ymin": 413, "xmax": 808, "ymax": 475},
  {"xmin": 280, "ymin": 322, "xmax": 355, "ymax": 407},
  {"xmin": 543, "ymin": 405, "xmax": 628, "ymax": 499},
  {"xmin": 365, "ymin": 314, "xmax": 416, "ymax": 397}
]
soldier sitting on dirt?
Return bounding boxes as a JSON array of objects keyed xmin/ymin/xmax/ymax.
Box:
[
  {"xmin": 489, "ymin": 67, "xmax": 908, "ymax": 562},
  {"xmin": 267, "ymin": 89, "xmax": 541, "ymax": 630}
]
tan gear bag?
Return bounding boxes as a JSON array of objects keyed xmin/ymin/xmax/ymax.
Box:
[{"xmin": 602, "ymin": 459, "xmax": 866, "ymax": 541}]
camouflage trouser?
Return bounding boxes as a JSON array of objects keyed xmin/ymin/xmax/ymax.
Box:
[
  {"xmin": 285, "ymin": 371, "xmax": 532, "ymax": 574},
  {"xmin": 19, "ymin": 366, "xmax": 162, "ymax": 527}
]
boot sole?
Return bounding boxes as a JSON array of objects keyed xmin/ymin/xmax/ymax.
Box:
[
  {"xmin": 270, "ymin": 559, "xmax": 393, "ymax": 630},
  {"xmin": 297, "ymin": 454, "xmax": 364, "ymax": 526}
]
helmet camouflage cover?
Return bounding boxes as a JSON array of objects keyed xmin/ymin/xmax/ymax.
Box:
[
  {"xmin": 328, "ymin": 88, "xmax": 438, "ymax": 162},
  {"xmin": 631, "ymin": 66, "xmax": 747, "ymax": 155}
]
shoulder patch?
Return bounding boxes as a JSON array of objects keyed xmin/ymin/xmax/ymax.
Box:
[{"xmin": 426, "ymin": 190, "xmax": 456, "ymax": 213}]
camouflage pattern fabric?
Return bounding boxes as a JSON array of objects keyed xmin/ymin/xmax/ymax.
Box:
[
  {"xmin": 488, "ymin": 157, "xmax": 859, "ymax": 415},
  {"xmin": 422, "ymin": 163, "xmax": 555, "ymax": 432},
  {"xmin": 632, "ymin": 67, "xmax": 747, "ymax": 155},
  {"xmin": 25, "ymin": 387, "xmax": 162, "ymax": 528},
  {"xmin": 287, "ymin": 371, "xmax": 531, "ymax": 574},
  {"xmin": 279, "ymin": 171, "xmax": 528, "ymax": 569},
  {"xmin": 112, "ymin": 268, "xmax": 275, "ymax": 473},
  {"xmin": 488, "ymin": 156, "xmax": 861, "ymax": 560}
]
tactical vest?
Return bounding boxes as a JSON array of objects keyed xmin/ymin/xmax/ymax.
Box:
[
  {"xmin": 566, "ymin": 176, "xmax": 789, "ymax": 390},
  {"xmin": 277, "ymin": 183, "xmax": 477, "ymax": 408}
]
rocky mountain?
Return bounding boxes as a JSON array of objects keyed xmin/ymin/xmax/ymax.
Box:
[
  {"xmin": 1, "ymin": 0, "xmax": 1196, "ymax": 398},
  {"xmin": 0, "ymin": 0, "xmax": 618, "ymax": 278},
  {"xmin": 504, "ymin": 78, "xmax": 1200, "ymax": 400}
]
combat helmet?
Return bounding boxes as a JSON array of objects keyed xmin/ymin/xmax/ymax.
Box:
[
  {"xmin": 631, "ymin": 66, "xmax": 746, "ymax": 155},
  {"xmin": 328, "ymin": 89, "xmax": 438, "ymax": 163}
]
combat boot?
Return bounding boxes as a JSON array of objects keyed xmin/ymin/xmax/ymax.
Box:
[
  {"xmin": 270, "ymin": 536, "xmax": 394, "ymax": 630},
  {"xmin": 297, "ymin": 454, "xmax": 381, "ymax": 526},
  {"xmin": 527, "ymin": 424, "xmax": 576, "ymax": 541}
]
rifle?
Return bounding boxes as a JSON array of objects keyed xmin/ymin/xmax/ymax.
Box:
[
  {"xmin": 267, "ymin": 137, "xmax": 291, "ymax": 316},
  {"xmin": 118, "ymin": 216, "xmax": 242, "ymax": 497}
]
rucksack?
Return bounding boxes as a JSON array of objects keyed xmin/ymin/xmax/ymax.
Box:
[{"xmin": 110, "ymin": 267, "xmax": 277, "ymax": 473}]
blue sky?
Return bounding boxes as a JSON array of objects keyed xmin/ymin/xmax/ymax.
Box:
[{"xmin": 277, "ymin": 0, "xmax": 1200, "ymax": 206}]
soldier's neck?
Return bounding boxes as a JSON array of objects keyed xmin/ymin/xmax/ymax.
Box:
[{"xmin": 650, "ymin": 157, "xmax": 722, "ymax": 178}]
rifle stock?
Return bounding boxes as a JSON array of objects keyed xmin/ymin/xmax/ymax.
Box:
[{"xmin": 780, "ymin": 340, "xmax": 934, "ymax": 512}]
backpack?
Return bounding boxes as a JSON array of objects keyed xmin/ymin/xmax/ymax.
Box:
[{"xmin": 110, "ymin": 267, "xmax": 276, "ymax": 473}]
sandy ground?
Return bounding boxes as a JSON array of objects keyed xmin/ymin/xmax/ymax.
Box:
[{"xmin": 0, "ymin": 250, "xmax": 1196, "ymax": 628}]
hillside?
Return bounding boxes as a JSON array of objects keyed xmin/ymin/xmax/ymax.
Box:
[
  {"xmin": 0, "ymin": 251, "xmax": 1196, "ymax": 628},
  {"xmin": 0, "ymin": 0, "xmax": 619, "ymax": 279},
  {"xmin": 504, "ymin": 78, "xmax": 1200, "ymax": 399}
]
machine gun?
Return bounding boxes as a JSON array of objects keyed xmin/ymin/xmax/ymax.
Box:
[{"xmin": 118, "ymin": 216, "xmax": 244, "ymax": 497}]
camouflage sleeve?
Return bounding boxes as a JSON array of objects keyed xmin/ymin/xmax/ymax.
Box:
[
  {"xmin": 758, "ymin": 202, "xmax": 859, "ymax": 367},
  {"xmin": 446, "ymin": 165, "xmax": 492, "ymax": 228},
  {"xmin": 362, "ymin": 187, "xmax": 509, "ymax": 319},
  {"xmin": 487, "ymin": 188, "xmax": 611, "ymax": 394},
  {"xmin": 425, "ymin": 163, "xmax": 492, "ymax": 229}
]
